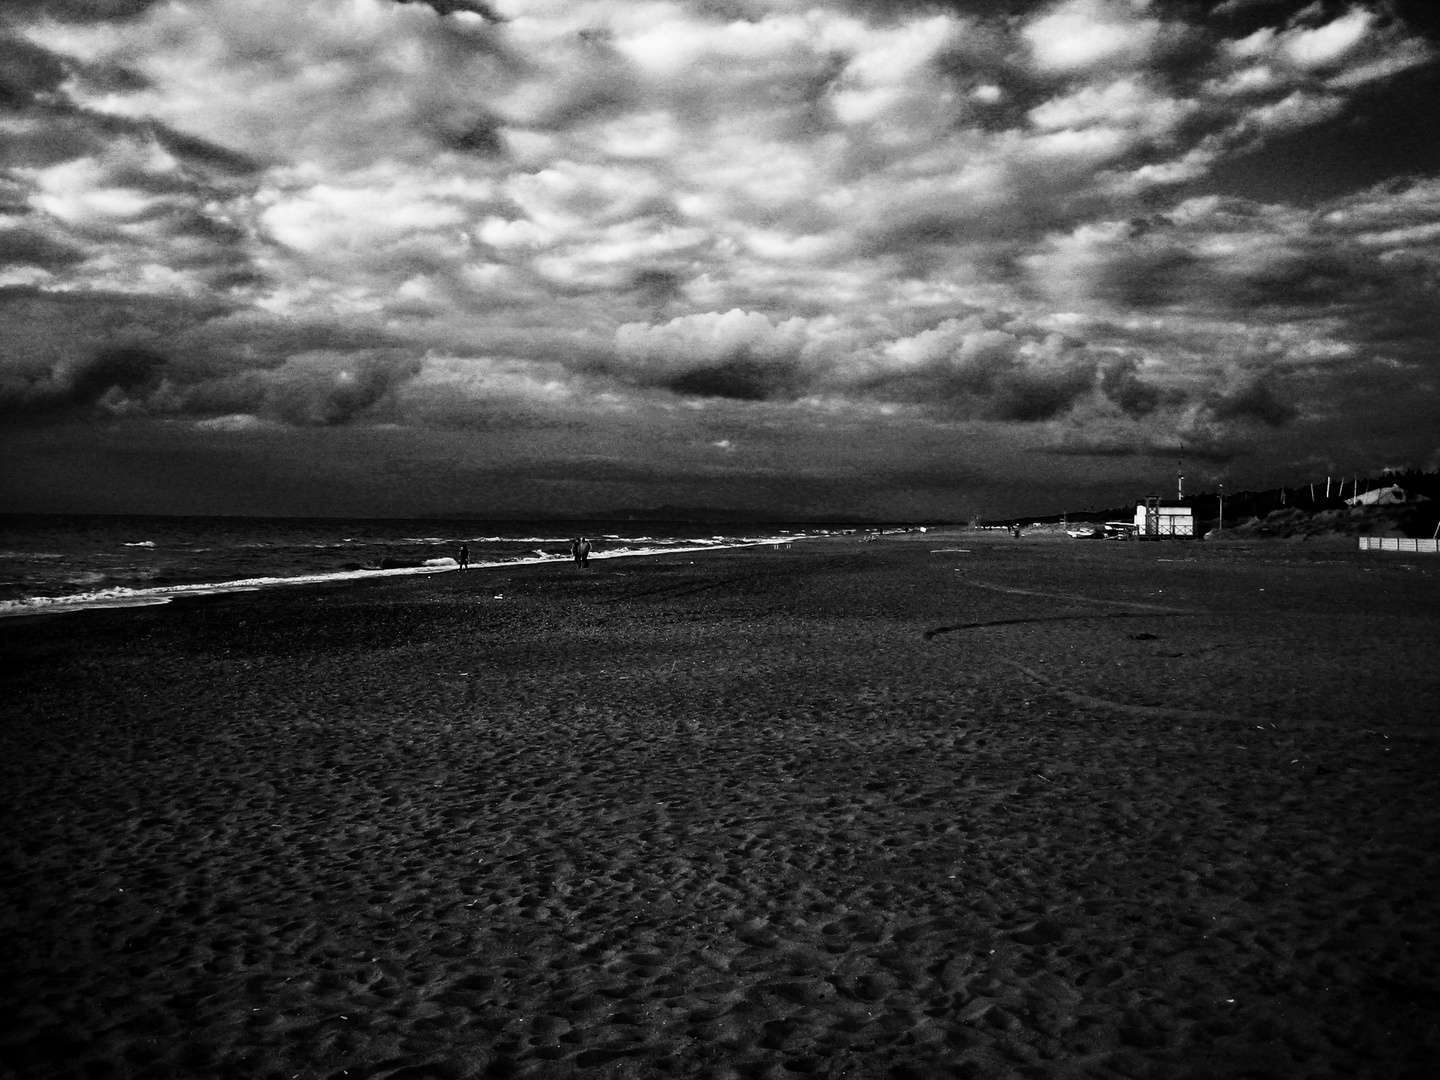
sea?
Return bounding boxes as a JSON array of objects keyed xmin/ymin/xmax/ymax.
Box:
[{"xmin": 0, "ymin": 514, "xmax": 836, "ymax": 618}]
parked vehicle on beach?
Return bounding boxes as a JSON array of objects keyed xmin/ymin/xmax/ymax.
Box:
[{"xmin": 1066, "ymin": 522, "xmax": 1140, "ymax": 540}]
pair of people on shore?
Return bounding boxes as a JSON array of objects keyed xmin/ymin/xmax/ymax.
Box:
[{"xmin": 460, "ymin": 539, "xmax": 588, "ymax": 570}]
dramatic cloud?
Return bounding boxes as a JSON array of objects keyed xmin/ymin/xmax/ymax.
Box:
[{"xmin": 2, "ymin": 0, "xmax": 1438, "ymax": 517}]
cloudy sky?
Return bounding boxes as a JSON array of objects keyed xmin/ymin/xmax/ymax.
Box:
[{"xmin": 2, "ymin": 0, "xmax": 1438, "ymax": 520}]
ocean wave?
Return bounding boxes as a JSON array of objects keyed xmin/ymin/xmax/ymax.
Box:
[
  {"xmin": 0, "ymin": 536, "xmax": 804, "ymax": 618},
  {"xmin": 0, "ymin": 562, "xmax": 457, "ymax": 618}
]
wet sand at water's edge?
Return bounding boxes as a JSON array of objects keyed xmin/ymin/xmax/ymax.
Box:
[{"xmin": 3, "ymin": 534, "xmax": 1438, "ymax": 1079}]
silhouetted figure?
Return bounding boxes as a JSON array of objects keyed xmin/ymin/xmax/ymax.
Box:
[
  {"xmin": 457, "ymin": 543, "xmax": 470, "ymax": 570},
  {"xmin": 1012, "ymin": 525, "xmax": 1022, "ymax": 538},
  {"xmin": 571, "ymin": 536, "xmax": 591, "ymax": 568}
]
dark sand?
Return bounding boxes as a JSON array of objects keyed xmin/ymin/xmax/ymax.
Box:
[{"xmin": 3, "ymin": 535, "xmax": 1438, "ymax": 1080}]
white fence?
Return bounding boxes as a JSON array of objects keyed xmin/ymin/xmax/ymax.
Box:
[{"xmin": 1358, "ymin": 536, "xmax": 1440, "ymax": 553}]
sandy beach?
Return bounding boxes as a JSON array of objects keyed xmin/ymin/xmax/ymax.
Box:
[{"xmin": 3, "ymin": 534, "xmax": 1438, "ymax": 1080}]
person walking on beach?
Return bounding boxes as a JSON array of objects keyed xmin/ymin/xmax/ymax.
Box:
[
  {"xmin": 457, "ymin": 543, "xmax": 470, "ymax": 570},
  {"xmin": 571, "ymin": 536, "xmax": 591, "ymax": 569}
]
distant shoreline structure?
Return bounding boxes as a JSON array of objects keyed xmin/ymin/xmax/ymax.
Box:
[{"xmin": 983, "ymin": 469, "xmax": 1440, "ymax": 539}]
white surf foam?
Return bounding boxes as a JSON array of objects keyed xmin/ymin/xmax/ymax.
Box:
[{"xmin": 0, "ymin": 537, "xmax": 803, "ymax": 618}]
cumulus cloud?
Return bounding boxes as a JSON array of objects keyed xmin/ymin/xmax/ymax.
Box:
[
  {"xmin": 867, "ymin": 316, "xmax": 1099, "ymax": 421},
  {"xmin": 253, "ymin": 349, "xmax": 420, "ymax": 425},
  {"xmin": 608, "ymin": 306, "xmax": 1192, "ymax": 427},
  {"xmin": 613, "ymin": 309, "xmax": 822, "ymax": 400},
  {"xmin": 1023, "ymin": 0, "xmax": 1167, "ymax": 76},
  {"xmin": 1, "ymin": 0, "xmax": 1437, "ymax": 505}
]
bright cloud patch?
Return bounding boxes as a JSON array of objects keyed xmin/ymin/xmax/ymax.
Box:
[{"xmin": 1023, "ymin": 0, "xmax": 1166, "ymax": 75}]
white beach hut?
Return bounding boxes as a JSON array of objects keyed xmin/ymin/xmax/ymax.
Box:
[{"xmin": 1134, "ymin": 499, "xmax": 1194, "ymax": 537}]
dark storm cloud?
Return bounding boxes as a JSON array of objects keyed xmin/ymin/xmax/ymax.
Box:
[
  {"xmin": 0, "ymin": 23, "xmax": 150, "ymax": 117},
  {"xmin": 1039, "ymin": 438, "xmax": 1239, "ymax": 463},
  {"xmin": 0, "ymin": 339, "xmax": 168, "ymax": 416},
  {"xmin": 437, "ymin": 113, "xmax": 506, "ymax": 156},
  {"xmin": 0, "ymin": 285, "xmax": 226, "ymax": 388},
  {"xmin": 868, "ymin": 350, "xmax": 1100, "ymax": 422},
  {"xmin": 260, "ymin": 350, "xmax": 425, "ymax": 426},
  {"xmin": 664, "ymin": 356, "xmax": 794, "ymax": 402},
  {"xmin": 1030, "ymin": 208, "xmax": 1405, "ymax": 318},
  {"xmin": 0, "ymin": 32, "xmax": 69, "ymax": 107},
  {"xmin": 3, "ymin": 339, "xmax": 428, "ymax": 427},
  {"xmin": 162, "ymin": 329, "xmax": 432, "ymax": 427},
  {"xmin": 864, "ymin": 317, "xmax": 1108, "ymax": 421},
  {"xmin": 1208, "ymin": 373, "xmax": 1298, "ymax": 426},
  {"xmin": 1099, "ymin": 356, "xmax": 1168, "ymax": 417},
  {"xmin": 0, "ymin": 112, "xmax": 97, "ymax": 172},
  {"xmin": 159, "ymin": 209, "xmax": 248, "ymax": 245},
  {"xmin": 611, "ymin": 310, "xmax": 815, "ymax": 402},
  {"xmin": 147, "ymin": 126, "xmax": 265, "ymax": 176},
  {"xmin": 1024, "ymin": 184, "xmax": 1440, "ymax": 394},
  {"xmin": 393, "ymin": 0, "xmax": 504, "ymax": 19},
  {"xmin": 62, "ymin": 344, "xmax": 166, "ymax": 406},
  {"xmin": 1222, "ymin": 249, "xmax": 1382, "ymax": 309},
  {"xmin": 617, "ymin": 312, "xmax": 1163, "ymax": 430},
  {"xmin": 0, "ymin": 285, "xmax": 432, "ymax": 426},
  {"xmin": 630, "ymin": 268, "xmax": 687, "ymax": 311},
  {"xmin": 0, "ymin": 223, "xmax": 88, "ymax": 269},
  {"xmin": 611, "ymin": 307, "xmax": 1204, "ymax": 424},
  {"xmin": 0, "ymin": 1, "xmax": 163, "ymax": 20}
]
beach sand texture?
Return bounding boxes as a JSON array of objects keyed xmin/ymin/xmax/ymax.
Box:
[{"xmin": 3, "ymin": 536, "xmax": 1438, "ymax": 1079}]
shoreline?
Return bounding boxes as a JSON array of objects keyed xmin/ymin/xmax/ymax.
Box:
[{"xmin": 0, "ymin": 535, "xmax": 807, "ymax": 620}]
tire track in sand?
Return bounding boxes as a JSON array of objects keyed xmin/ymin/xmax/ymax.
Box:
[
  {"xmin": 933, "ymin": 579, "xmax": 1249, "ymax": 721},
  {"xmin": 600, "ymin": 553, "xmax": 868, "ymax": 605},
  {"xmin": 922, "ymin": 611, "xmax": 1190, "ymax": 639},
  {"xmin": 1002, "ymin": 659, "xmax": 1255, "ymax": 724},
  {"xmin": 959, "ymin": 579, "xmax": 1194, "ymax": 614}
]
